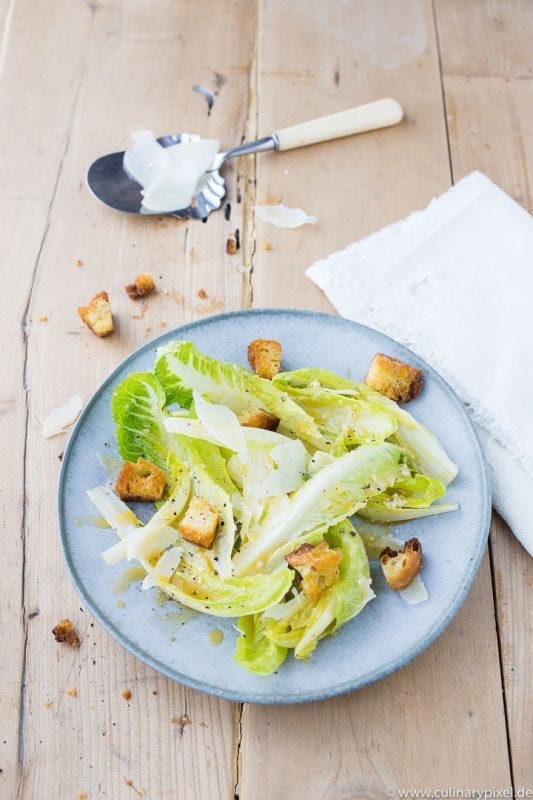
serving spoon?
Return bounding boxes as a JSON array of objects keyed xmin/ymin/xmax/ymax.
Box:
[{"xmin": 87, "ymin": 98, "xmax": 403, "ymax": 221}]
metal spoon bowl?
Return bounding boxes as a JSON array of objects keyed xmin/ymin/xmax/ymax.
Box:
[{"xmin": 86, "ymin": 99, "xmax": 403, "ymax": 220}]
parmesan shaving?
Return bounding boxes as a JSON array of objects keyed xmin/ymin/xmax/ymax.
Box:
[
  {"xmin": 399, "ymin": 574, "xmax": 429, "ymax": 605},
  {"xmin": 123, "ymin": 130, "xmax": 219, "ymax": 213},
  {"xmin": 254, "ymin": 203, "xmax": 317, "ymax": 228},
  {"xmin": 42, "ymin": 395, "xmax": 83, "ymax": 438}
]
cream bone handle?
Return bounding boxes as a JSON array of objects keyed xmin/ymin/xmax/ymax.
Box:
[{"xmin": 273, "ymin": 98, "xmax": 404, "ymax": 151}]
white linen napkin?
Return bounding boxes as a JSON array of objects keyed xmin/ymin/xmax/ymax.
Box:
[{"xmin": 307, "ymin": 171, "xmax": 533, "ymax": 556}]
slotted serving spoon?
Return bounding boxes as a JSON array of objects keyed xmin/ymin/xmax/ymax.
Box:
[{"xmin": 87, "ymin": 98, "xmax": 403, "ymax": 220}]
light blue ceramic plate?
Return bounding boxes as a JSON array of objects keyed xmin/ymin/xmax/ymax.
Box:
[{"xmin": 58, "ymin": 309, "xmax": 490, "ymax": 704}]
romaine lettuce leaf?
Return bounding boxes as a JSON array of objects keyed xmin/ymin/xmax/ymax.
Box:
[
  {"xmin": 155, "ymin": 341, "xmax": 328, "ymax": 450},
  {"xmin": 112, "ymin": 371, "xmax": 173, "ymax": 470},
  {"xmin": 151, "ymin": 555, "xmax": 294, "ymax": 616},
  {"xmin": 274, "ymin": 368, "xmax": 458, "ymax": 485},
  {"xmin": 233, "ymin": 442, "xmax": 406, "ymax": 576},
  {"xmin": 272, "ymin": 377, "xmax": 397, "ymax": 449},
  {"xmin": 358, "ymin": 473, "xmax": 458, "ymax": 522},
  {"xmin": 234, "ymin": 614, "xmax": 288, "ymax": 675}
]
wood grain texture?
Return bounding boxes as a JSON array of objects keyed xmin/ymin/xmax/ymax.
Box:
[
  {"xmin": 438, "ymin": 58, "xmax": 533, "ymax": 789},
  {"xmin": 7, "ymin": 1, "xmax": 253, "ymax": 797},
  {"xmin": 434, "ymin": 0, "xmax": 533, "ymax": 78},
  {"xmin": 251, "ymin": 0, "xmax": 451, "ymax": 311},
  {"xmin": 2, "ymin": 0, "xmax": 531, "ymax": 797},
  {"xmin": 239, "ymin": 1, "xmax": 512, "ymax": 796}
]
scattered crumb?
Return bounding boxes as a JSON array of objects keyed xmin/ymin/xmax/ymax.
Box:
[
  {"xmin": 125, "ymin": 272, "xmax": 156, "ymax": 300},
  {"xmin": 122, "ymin": 689, "xmax": 132, "ymax": 701},
  {"xmin": 52, "ymin": 619, "xmax": 80, "ymax": 648},
  {"xmin": 144, "ymin": 325, "xmax": 152, "ymax": 338},
  {"xmin": 74, "ymin": 259, "xmax": 83, "ymax": 267},
  {"xmin": 57, "ymin": 451, "xmax": 64, "ymax": 461},
  {"xmin": 152, "ymin": 690, "xmax": 158, "ymax": 696},
  {"xmin": 159, "ymin": 321, "xmax": 167, "ymax": 329},
  {"xmin": 123, "ymin": 778, "xmax": 145, "ymax": 796},
  {"xmin": 115, "ymin": 599, "xmax": 126, "ymax": 609},
  {"xmin": 197, "ymin": 288, "xmax": 207, "ymax": 299},
  {"xmin": 261, "ymin": 242, "xmax": 272, "ymax": 251},
  {"xmin": 38, "ymin": 314, "xmax": 48, "ymax": 322},
  {"xmin": 44, "ymin": 701, "xmax": 53, "ymax": 710},
  {"xmin": 261, "ymin": 193, "xmax": 277, "ymax": 205},
  {"xmin": 226, "ymin": 236, "xmax": 238, "ymax": 255},
  {"xmin": 79, "ymin": 793, "xmax": 88, "ymax": 799},
  {"xmin": 67, "ymin": 688, "xmax": 77, "ymax": 698},
  {"xmin": 77, "ymin": 291, "xmax": 113, "ymax": 338}
]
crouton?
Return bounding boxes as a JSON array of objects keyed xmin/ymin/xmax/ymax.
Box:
[
  {"xmin": 247, "ymin": 339, "xmax": 282, "ymax": 379},
  {"xmin": 115, "ymin": 458, "xmax": 167, "ymax": 502},
  {"xmin": 125, "ymin": 272, "xmax": 156, "ymax": 300},
  {"xmin": 238, "ymin": 408, "xmax": 280, "ymax": 431},
  {"xmin": 365, "ymin": 353, "xmax": 423, "ymax": 403},
  {"xmin": 77, "ymin": 291, "xmax": 114, "ymax": 337},
  {"xmin": 179, "ymin": 496, "xmax": 220, "ymax": 549},
  {"xmin": 379, "ymin": 538, "xmax": 422, "ymax": 591},
  {"xmin": 52, "ymin": 618, "xmax": 80, "ymax": 648},
  {"xmin": 285, "ymin": 540, "xmax": 341, "ymax": 602}
]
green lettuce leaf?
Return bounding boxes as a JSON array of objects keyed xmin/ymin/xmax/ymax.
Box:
[
  {"xmin": 358, "ymin": 473, "xmax": 458, "ymax": 522},
  {"xmin": 326, "ymin": 520, "xmax": 374, "ymax": 632},
  {"xmin": 152, "ymin": 556, "xmax": 294, "ymax": 617},
  {"xmin": 111, "ymin": 371, "xmax": 172, "ymax": 470},
  {"xmin": 272, "ymin": 377, "xmax": 397, "ymax": 449},
  {"xmin": 274, "ymin": 368, "xmax": 458, "ymax": 485},
  {"xmin": 234, "ymin": 614, "xmax": 288, "ymax": 675},
  {"xmin": 233, "ymin": 442, "xmax": 407, "ymax": 576},
  {"xmin": 155, "ymin": 341, "xmax": 328, "ymax": 451}
]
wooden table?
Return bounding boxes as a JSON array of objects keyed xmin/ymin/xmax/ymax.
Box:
[{"xmin": 3, "ymin": 1, "xmax": 532, "ymax": 797}]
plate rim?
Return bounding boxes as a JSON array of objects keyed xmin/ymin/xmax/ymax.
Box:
[{"xmin": 57, "ymin": 308, "xmax": 491, "ymax": 705}]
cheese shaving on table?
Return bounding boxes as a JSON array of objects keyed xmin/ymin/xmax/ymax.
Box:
[
  {"xmin": 254, "ymin": 203, "xmax": 317, "ymax": 228},
  {"xmin": 42, "ymin": 395, "xmax": 83, "ymax": 438}
]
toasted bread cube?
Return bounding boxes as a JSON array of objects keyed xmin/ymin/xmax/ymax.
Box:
[
  {"xmin": 52, "ymin": 618, "xmax": 80, "ymax": 648},
  {"xmin": 247, "ymin": 339, "xmax": 282, "ymax": 379},
  {"xmin": 365, "ymin": 353, "xmax": 423, "ymax": 403},
  {"xmin": 238, "ymin": 408, "xmax": 280, "ymax": 431},
  {"xmin": 179, "ymin": 496, "xmax": 220, "ymax": 549},
  {"xmin": 125, "ymin": 272, "xmax": 156, "ymax": 300},
  {"xmin": 285, "ymin": 540, "xmax": 341, "ymax": 602},
  {"xmin": 379, "ymin": 538, "xmax": 422, "ymax": 591},
  {"xmin": 115, "ymin": 458, "xmax": 167, "ymax": 502},
  {"xmin": 77, "ymin": 291, "xmax": 114, "ymax": 337}
]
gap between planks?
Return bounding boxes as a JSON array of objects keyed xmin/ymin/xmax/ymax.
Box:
[
  {"xmin": 233, "ymin": 2, "xmax": 262, "ymax": 793},
  {"xmin": 431, "ymin": 0, "xmax": 515, "ymax": 788},
  {"xmin": 15, "ymin": 65, "xmax": 85, "ymax": 796}
]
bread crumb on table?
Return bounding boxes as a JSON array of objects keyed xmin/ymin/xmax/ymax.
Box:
[
  {"xmin": 261, "ymin": 242, "xmax": 272, "ymax": 251},
  {"xmin": 122, "ymin": 689, "xmax": 132, "ymax": 701},
  {"xmin": 74, "ymin": 258, "xmax": 83, "ymax": 267},
  {"xmin": 52, "ymin": 618, "xmax": 80, "ymax": 648},
  {"xmin": 67, "ymin": 688, "xmax": 77, "ymax": 697},
  {"xmin": 38, "ymin": 314, "xmax": 48, "ymax": 322},
  {"xmin": 226, "ymin": 236, "xmax": 238, "ymax": 255},
  {"xmin": 125, "ymin": 272, "xmax": 156, "ymax": 300},
  {"xmin": 77, "ymin": 291, "xmax": 114, "ymax": 338},
  {"xmin": 197, "ymin": 288, "xmax": 207, "ymax": 299}
]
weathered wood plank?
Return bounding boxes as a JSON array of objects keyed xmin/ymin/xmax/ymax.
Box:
[
  {"xmin": 239, "ymin": 1, "xmax": 512, "ymax": 796},
  {"xmin": 10, "ymin": 0, "xmax": 255, "ymax": 797},
  {"xmin": 440, "ymin": 64, "xmax": 533, "ymax": 789}
]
